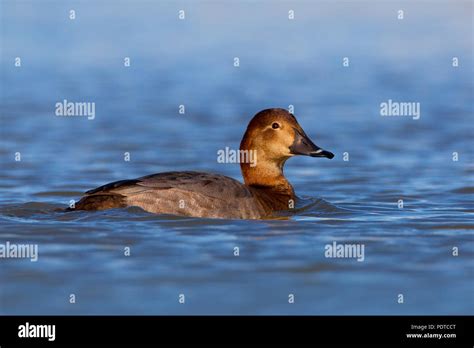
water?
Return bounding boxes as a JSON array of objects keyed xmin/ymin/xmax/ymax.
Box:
[{"xmin": 0, "ymin": 0, "xmax": 473, "ymax": 314}]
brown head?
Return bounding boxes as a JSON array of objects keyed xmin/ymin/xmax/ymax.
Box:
[{"xmin": 240, "ymin": 108, "xmax": 334, "ymax": 195}]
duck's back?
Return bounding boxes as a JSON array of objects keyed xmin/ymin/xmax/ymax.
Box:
[{"xmin": 73, "ymin": 171, "xmax": 267, "ymax": 219}]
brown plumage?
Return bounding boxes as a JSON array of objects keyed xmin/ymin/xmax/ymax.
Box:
[{"xmin": 68, "ymin": 108, "xmax": 334, "ymax": 219}]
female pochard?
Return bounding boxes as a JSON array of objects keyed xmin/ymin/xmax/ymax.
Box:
[{"xmin": 69, "ymin": 108, "xmax": 334, "ymax": 219}]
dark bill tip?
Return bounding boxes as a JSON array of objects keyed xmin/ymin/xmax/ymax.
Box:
[{"xmin": 309, "ymin": 149, "xmax": 334, "ymax": 159}]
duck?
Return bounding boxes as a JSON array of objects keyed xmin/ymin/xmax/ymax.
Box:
[{"xmin": 68, "ymin": 108, "xmax": 334, "ymax": 219}]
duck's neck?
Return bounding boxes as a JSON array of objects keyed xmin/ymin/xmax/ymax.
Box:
[{"xmin": 240, "ymin": 158, "xmax": 295, "ymax": 198}]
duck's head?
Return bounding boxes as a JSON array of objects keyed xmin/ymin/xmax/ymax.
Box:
[
  {"xmin": 240, "ymin": 108, "xmax": 334, "ymax": 188},
  {"xmin": 241, "ymin": 108, "xmax": 334, "ymax": 161}
]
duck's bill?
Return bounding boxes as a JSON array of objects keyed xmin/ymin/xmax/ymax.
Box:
[{"xmin": 290, "ymin": 128, "xmax": 334, "ymax": 159}]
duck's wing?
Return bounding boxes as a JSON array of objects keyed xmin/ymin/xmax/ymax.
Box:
[
  {"xmin": 78, "ymin": 171, "xmax": 263, "ymax": 219},
  {"xmin": 137, "ymin": 171, "xmax": 254, "ymax": 198}
]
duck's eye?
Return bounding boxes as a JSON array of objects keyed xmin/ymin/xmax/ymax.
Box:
[{"xmin": 272, "ymin": 122, "xmax": 280, "ymax": 129}]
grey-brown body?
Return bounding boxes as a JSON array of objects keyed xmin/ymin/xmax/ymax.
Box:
[{"xmin": 72, "ymin": 171, "xmax": 289, "ymax": 219}]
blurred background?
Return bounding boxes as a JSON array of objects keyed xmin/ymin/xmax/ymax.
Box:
[{"xmin": 0, "ymin": 0, "xmax": 473, "ymax": 314}]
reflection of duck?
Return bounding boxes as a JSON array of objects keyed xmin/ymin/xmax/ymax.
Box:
[{"xmin": 68, "ymin": 108, "xmax": 334, "ymax": 219}]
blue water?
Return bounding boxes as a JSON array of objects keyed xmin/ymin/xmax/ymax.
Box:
[{"xmin": 0, "ymin": 0, "xmax": 473, "ymax": 314}]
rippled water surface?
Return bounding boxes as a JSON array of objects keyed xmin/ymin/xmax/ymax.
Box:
[{"xmin": 1, "ymin": 1, "xmax": 473, "ymax": 314}]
